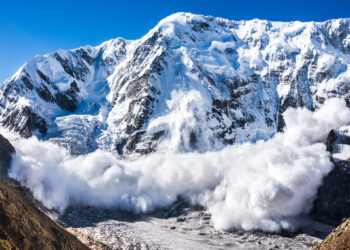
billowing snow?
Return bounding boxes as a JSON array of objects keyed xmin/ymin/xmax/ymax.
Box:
[{"xmin": 7, "ymin": 98, "xmax": 350, "ymax": 232}]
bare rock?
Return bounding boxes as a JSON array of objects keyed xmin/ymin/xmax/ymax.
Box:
[
  {"xmin": 0, "ymin": 134, "xmax": 15, "ymax": 179},
  {"xmin": 314, "ymin": 219, "xmax": 350, "ymax": 250}
]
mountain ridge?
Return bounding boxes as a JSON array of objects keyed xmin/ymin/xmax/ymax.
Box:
[{"xmin": 1, "ymin": 12, "xmax": 350, "ymax": 155}]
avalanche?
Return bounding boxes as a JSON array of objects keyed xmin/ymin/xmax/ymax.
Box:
[{"xmin": 7, "ymin": 98, "xmax": 350, "ymax": 232}]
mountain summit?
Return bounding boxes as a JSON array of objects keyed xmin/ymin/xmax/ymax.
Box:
[{"xmin": 1, "ymin": 13, "xmax": 350, "ymax": 155}]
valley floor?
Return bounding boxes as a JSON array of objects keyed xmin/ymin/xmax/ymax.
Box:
[{"xmin": 57, "ymin": 199, "xmax": 333, "ymax": 250}]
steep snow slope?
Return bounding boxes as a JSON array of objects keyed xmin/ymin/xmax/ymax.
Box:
[{"xmin": 1, "ymin": 13, "xmax": 350, "ymax": 155}]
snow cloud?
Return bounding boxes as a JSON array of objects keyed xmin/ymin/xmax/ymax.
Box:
[{"xmin": 7, "ymin": 97, "xmax": 350, "ymax": 232}]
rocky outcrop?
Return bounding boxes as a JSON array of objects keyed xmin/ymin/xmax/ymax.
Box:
[
  {"xmin": 310, "ymin": 159, "xmax": 350, "ymax": 226},
  {"xmin": 314, "ymin": 218, "xmax": 350, "ymax": 250},
  {"xmin": 0, "ymin": 134, "xmax": 89, "ymax": 249},
  {"xmin": 0, "ymin": 134, "xmax": 15, "ymax": 179},
  {"xmin": 1, "ymin": 107, "xmax": 47, "ymax": 138},
  {"xmin": 311, "ymin": 128, "xmax": 350, "ymax": 226},
  {"xmin": 0, "ymin": 178, "xmax": 89, "ymax": 250}
]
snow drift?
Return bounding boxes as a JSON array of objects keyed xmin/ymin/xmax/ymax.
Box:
[{"xmin": 7, "ymin": 97, "xmax": 350, "ymax": 232}]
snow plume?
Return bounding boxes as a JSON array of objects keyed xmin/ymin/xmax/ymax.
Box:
[
  {"xmin": 148, "ymin": 90, "xmax": 222, "ymax": 153},
  {"xmin": 7, "ymin": 97, "xmax": 350, "ymax": 232}
]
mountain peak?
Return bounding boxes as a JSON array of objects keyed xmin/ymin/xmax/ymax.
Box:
[{"xmin": 0, "ymin": 13, "xmax": 349, "ymax": 155}]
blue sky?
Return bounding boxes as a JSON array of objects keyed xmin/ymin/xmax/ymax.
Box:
[{"xmin": 1, "ymin": 0, "xmax": 349, "ymax": 82}]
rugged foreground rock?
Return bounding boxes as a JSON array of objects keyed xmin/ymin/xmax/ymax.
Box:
[
  {"xmin": 314, "ymin": 219, "xmax": 350, "ymax": 250},
  {"xmin": 0, "ymin": 179, "xmax": 90, "ymax": 250},
  {"xmin": 0, "ymin": 134, "xmax": 88, "ymax": 250}
]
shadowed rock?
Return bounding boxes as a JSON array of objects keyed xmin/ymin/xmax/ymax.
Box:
[
  {"xmin": 0, "ymin": 134, "xmax": 15, "ymax": 179},
  {"xmin": 311, "ymin": 129, "xmax": 350, "ymax": 226}
]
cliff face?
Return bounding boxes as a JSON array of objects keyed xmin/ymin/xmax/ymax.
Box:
[
  {"xmin": 311, "ymin": 126, "xmax": 350, "ymax": 225},
  {"xmin": 0, "ymin": 134, "xmax": 15, "ymax": 179},
  {"xmin": 0, "ymin": 134, "xmax": 88, "ymax": 250}
]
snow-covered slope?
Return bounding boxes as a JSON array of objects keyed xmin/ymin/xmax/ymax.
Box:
[{"xmin": 1, "ymin": 13, "xmax": 350, "ymax": 155}]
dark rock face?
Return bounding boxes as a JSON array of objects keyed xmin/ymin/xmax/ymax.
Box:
[
  {"xmin": 1, "ymin": 107, "xmax": 47, "ymax": 138},
  {"xmin": 310, "ymin": 130, "xmax": 350, "ymax": 226},
  {"xmin": 36, "ymin": 85, "xmax": 54, "ymax": 102},
  {"xmin": 326, "ymin": 129, "xmax": 338, "ymax": 153},
  {"xmin": 53, "ymin": 52, "xmax": 89, "ymax": 80},
  {"xmin": 21, "ymin": 72, "xmax": 34, "ymax": 90},
  {"xmin": 0, "ymin": 134, "xmax": 15, "ymax": 179},
  {"xmin": 190, "ymin": 19, "xmax": 210, "ymax": 32},
  {"xmin": 310, "ymin": 159, "xmax": 350, "ymax": 226},
  {"xmin": 37, "ymin": 69, "xmax": 52, "ymax": 84},
  {"xmin": 55, "ymin": 92, "xmax": 78, "ymax": 112}
]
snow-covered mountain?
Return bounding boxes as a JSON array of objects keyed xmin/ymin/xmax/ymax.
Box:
[{"xmin": 1, "ymin": 12, "xmax": 350, "ymax": 155}]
